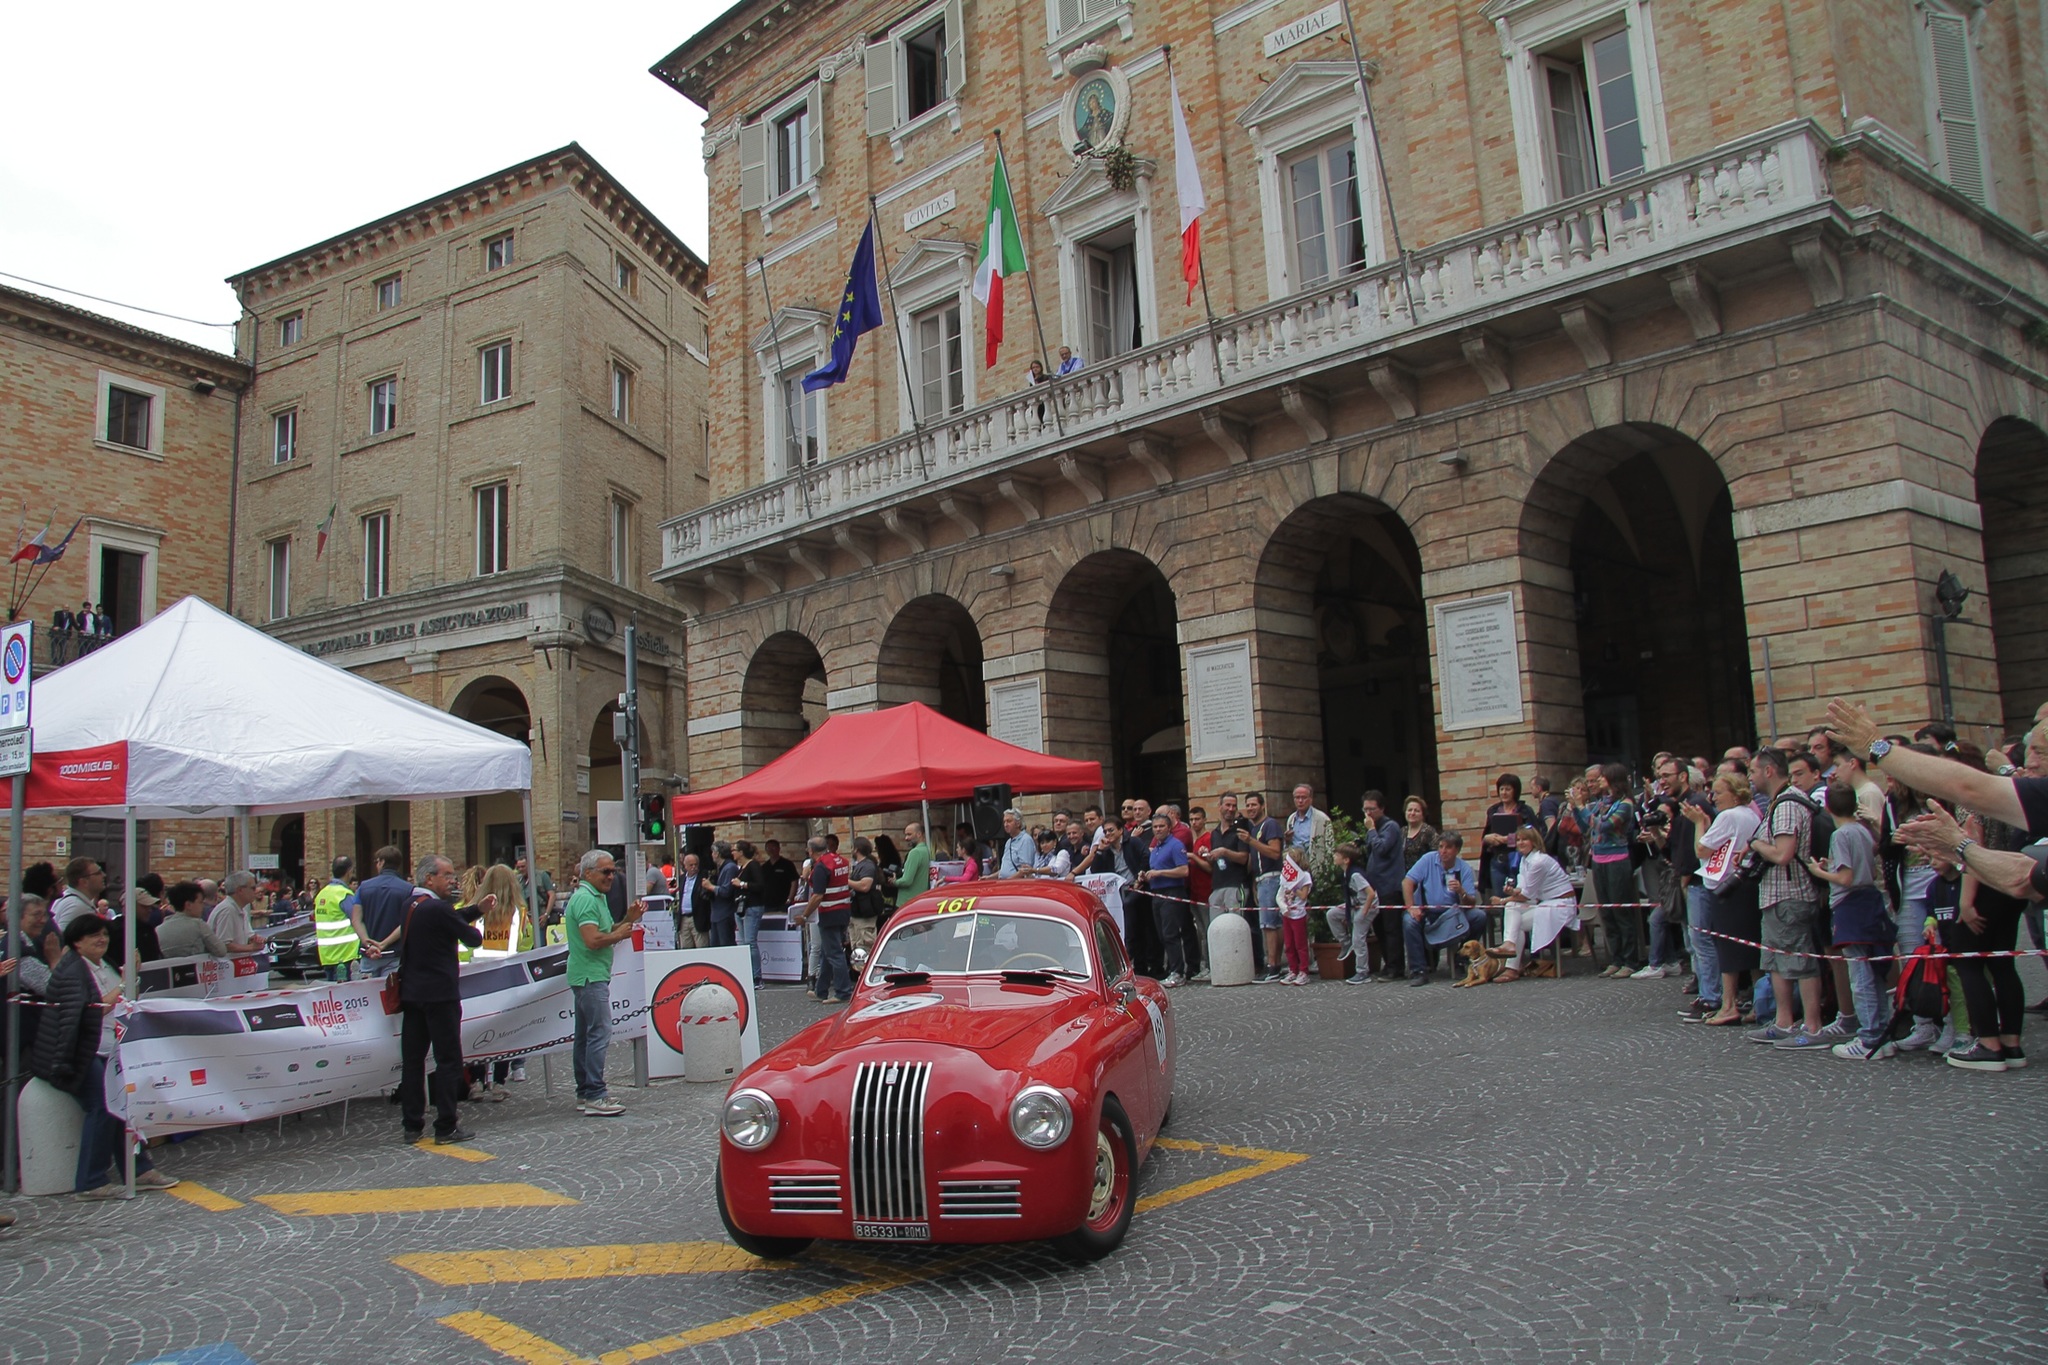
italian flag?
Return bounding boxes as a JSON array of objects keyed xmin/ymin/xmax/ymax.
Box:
[
  {"xmin": 314, "ymin": 502, "xmax": 337, "ymax": 558},
  {"xmin": 1170, "ymin": 68, "xmax": 1208, "ymax": 306},
  {"xmin": 971, "ymin": 150, "xmax": 1029, "ymax": 369}
]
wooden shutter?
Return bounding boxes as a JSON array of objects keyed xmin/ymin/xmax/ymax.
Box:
[
  {"xmin": 805, "ymin": 83, "xmax": 825, "ymax": 183},
  {"xmin": 1054, "ymin": 0, "xmax": 1080, "ymax": 37},
  {"xmin": 943, "ymin": 0, "xmax": 967, "ymax": 101},
  {"xmin": 1926, "ymin": 9, "xmax": 1987, "ymax": 204},
  {"xmin": 739, "ymin": 120, "xmax": 769, "ymax": 210},
  {"xmin": 865, "ymin": 39, "xmax": 897, "ymax": 135}
]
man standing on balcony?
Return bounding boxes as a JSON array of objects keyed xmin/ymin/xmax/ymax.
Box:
[{"xmin": 1057, "ymin": 345, "xmax": 1084, "ymax": 375}]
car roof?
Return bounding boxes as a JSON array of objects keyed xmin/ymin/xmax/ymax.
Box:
[{"xmin": 891, "ymin": 879, "xmax": 1103, "ymax": 929}]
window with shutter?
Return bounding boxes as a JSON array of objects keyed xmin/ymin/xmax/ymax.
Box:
[
  {"xmin": 943, "ymin": 0, "xmax": 967, "ymax": 103},
  {"xmin": 1924, "ymin": 7, "xmax": 1990, "ymax": 206},
  {"xmin": 739, "ymin": 120, "xmax": 770, "ymax": 210},
  {"xmin": 865, "ymin": 39, "xmax": 898, "ymax": 135}
]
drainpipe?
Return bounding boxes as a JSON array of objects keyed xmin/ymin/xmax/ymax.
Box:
[{"xmin": 226, "ymin": 289, "xmax": 257, "ymax": 613}]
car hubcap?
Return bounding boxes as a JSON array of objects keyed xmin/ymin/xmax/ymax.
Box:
[{"xmin": 1086, "ymin": 1129, "xmax": 1116, "ymax": 1224}]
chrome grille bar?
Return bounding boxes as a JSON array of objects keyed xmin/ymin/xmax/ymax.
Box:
[
  {"xmin": 938, "ymin": 1179, "xmax": 1023, "ymax": 1219},
  {"xmin": 849, "ymin": 1060, "xmax": 931, "ymax": 1222},
  {"xmin": 768, "ymin": 1174, "xmax": 843, "ymax": 1215}
]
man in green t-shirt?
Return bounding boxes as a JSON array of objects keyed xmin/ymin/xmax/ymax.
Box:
[
  {"xmin": 897, "ymin": 822, "xmax": 933, "ymax": 911},
  {"xmin": 564, "ymin": 849, "xmax": 642, "ymax": 1118}
]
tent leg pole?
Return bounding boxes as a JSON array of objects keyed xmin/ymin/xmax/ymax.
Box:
[
  {"xmin": 122, "ymin": 808, "xmax": 139, "ymax": 1198},
  {"xmin": 520, "ymin": 790, "xmax": 539, "ymax": 926}
]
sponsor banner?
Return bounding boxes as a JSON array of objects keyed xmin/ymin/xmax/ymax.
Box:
[
  {"xmin": 138, "ymin": 952, "xmax": 272, "ymax": 999},
  {"xmin": 27, "ymin": 739, "xmax": 128, "ymax": 808},
  {"xmin": 107, "ymin": 943, "xmax": 646, "ymax": 1135},
  {"xmin": 1075, "ymin": 874, "xmax": 1126, "ymax": 935},
  {"xmin": 643, "ymin": 946, "xmax": 762, "ymax": 1079}
]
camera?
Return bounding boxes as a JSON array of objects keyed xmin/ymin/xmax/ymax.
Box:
[{"xmin": 1639, "ymin": 806, "xmax": 1671, "ymax": 832}]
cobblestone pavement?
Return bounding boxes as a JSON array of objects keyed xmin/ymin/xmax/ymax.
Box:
[{"xmin": 4, "ymin": 956, "xmax": 2045, "ymax": 1365}]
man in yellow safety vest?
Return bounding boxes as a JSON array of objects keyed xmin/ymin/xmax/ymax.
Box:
[{"xmin": 313, "ymin": 856, "xmax": 376, "ymax": 982}]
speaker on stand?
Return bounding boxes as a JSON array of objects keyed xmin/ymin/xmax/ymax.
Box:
[{"xmin": 970, "ymin": 783, "xmax": 1013, "ymax": 846}]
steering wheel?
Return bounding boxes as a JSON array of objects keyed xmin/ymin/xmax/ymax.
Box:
[{"xmin": 999, "ymin": 952, "xmax": 1066, "ymax": 972}]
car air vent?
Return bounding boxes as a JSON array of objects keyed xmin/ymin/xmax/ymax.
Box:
[
  {"xmin": 768, "ymin": 1173, "xmax": 843, "ymax": 1215},
  {"xmin": 939, "ymin": 1179, "xmax": 1022, "ymax": 1219},
  {"xmin": 848, "ymin": 1060, "xmax": 933, "ymax": 1223}
]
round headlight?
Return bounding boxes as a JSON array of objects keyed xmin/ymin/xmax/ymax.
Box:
[
  {"xmin": 1008, "ymin": 1085, "xmax": 1073, "ymax": 1149},
  {"xmin": 722, "ymin": 1088, "xmax": 780, "ymax": 1150}
]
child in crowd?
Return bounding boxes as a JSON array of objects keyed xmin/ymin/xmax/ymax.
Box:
[
  {"xmin": 1327, "ymin": 842, "xmax": 1377, "ymax": 984},
  {"xmin": 1805, "ymin": 782, "xmax": 1896, "ymax": 1060},
  {"xmin": 1277, "ymin": 845, "xmax": 1314, "ymax": 985}
]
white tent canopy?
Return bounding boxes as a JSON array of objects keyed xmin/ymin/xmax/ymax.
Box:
[{"xmin": 26, "ymin": 595, "xmax": 531, "ymax": 818}]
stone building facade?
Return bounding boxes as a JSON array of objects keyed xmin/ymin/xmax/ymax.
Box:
[
  {"xmin": 0, "ymin": 285, "xmax": 250, "ymax": 890},
  {"xmin": 652, "ymin": 0, "xmax": 2048, "ymax": 835},
  {"xmin": 226, "ymin": 145, "xmax": 711, "ymax": 888}
]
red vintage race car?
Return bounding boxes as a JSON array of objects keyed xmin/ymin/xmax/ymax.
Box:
[{"xmin": 716, "ymin": 880, "xmax": 1176, "ymax": 1261}]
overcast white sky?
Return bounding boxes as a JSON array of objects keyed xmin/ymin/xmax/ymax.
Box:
[{"xmin": 0, "ymin": 1, "xmax": 725, "ymax": 355}]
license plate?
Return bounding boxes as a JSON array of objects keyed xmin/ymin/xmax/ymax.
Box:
[{"xmin": 852, "ymin": 1220, "xmax": 930, "ymax": 1241}]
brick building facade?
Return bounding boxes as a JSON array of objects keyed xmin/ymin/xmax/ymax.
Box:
[
  {"xmin": 0, "ymin": 284, "xmax": 250, "ymax": 889},
  {"xmin": 225, "ymin": 145, "xmax": 711, "ymax": 889},
  {"xmin": 650, "ymin": 0, "xmax": 2048, "ymax": 835}
]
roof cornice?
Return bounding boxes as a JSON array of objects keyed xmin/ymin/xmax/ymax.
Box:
[
  {"xmin": 650, "ymin": 0, "xmax": 823, "ymax": 109},
  {"xmin": 0, "ymin": 284, "xmax": 249, "ymax": 389},
  {"xmin": 227, "ymin": 144, "xmax": 708, "ymax": 302}
]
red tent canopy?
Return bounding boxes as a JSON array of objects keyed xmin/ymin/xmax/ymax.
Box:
[{"xmin": 671, "ymin": 702, "xmax": 1104, "ymax": 822}]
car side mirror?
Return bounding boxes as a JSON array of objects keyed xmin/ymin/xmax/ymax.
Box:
[{"xmin": 1114, "ymin": 979, "xmax": 1136, "ymax": 1009}]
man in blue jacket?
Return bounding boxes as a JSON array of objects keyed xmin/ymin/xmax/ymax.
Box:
[
  {"xmin": 1360, "ymin": 791, "xmax": 1408, "ymax": 978},
  {"xmin": 1401, "ymin": 833, "xmax": 1482, "ymax": 986}
]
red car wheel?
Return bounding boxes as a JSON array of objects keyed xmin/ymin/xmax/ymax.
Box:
[{"xmin": 1054, "ymin": 1096, "xmax": 1135, "ymax": 1261}]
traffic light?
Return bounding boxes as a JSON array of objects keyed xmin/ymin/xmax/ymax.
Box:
[{"xmin": 639, "ymin": 793, "xmax": 668, "ymax": 844}]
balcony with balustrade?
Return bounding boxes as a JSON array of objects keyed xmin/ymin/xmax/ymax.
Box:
[{"xmin": 660, "ymin": 122, "xmax": 1845, "ymax": 602}]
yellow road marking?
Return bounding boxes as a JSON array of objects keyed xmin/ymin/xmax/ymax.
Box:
[
  {"xmin": 399, "ymin": 1242, "xmax": 790, "ymax": 1285},
  {"xmin": 407, "ymin": 1135, "xmax": 1306, "ymax": 1365},
  {"xmin": 164, "ymin": 1181, "xmax": 244, "ymax": 1211},
  {"xmin": 597, "ymin": 1250, "xmax": 977, "ymax": 1365},
  {"xmin": 1139, "ymin": 1138, "xmax": 1308, "ymax": 1213},
  {"xmin": 418, "ymin": 1141, "xmax": 497, "ymax": 1164},
  {"xmin": 438, "ymin": 1311, "xmax": 593, "ymax": 1365},
  {"xmin": 257, "ymin": 1182, "xmax": 576, "ymax": 1215}
]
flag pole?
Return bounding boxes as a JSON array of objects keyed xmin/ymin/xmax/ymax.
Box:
[
  {"xmin": 1335, "ymin": 0, "xmax": 1417, "ymax": 321},
  {"xmin": 1165, "ymin": 46, "xmax": 1226, "ymax": 384},
  {"xmin": 868, "ymin": 194, "xmax": 931, "ymax": 479},
  {"xmin": 991, "ymin": 129, "xmax": 1063, "ymax": 439},
  {"xmin": 753, "ymin": 255, "xmax": 815, "ymax": 517}
]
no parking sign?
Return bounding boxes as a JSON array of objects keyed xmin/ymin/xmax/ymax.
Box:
[{"xmin": 1, "ymin": 620, "xmax": 31, "ymax": 731}]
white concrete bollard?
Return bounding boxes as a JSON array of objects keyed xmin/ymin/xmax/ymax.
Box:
[
  {"xmin": 18, "ymin": 1078, "xmax": 85, "ymax": 1197},
  {"xmin": 681, "ymin": 984, "xmax": 742, "ymax": 1084},
  {"xmin": 1206, "ymin": 910, "xmax": 1254, "ymax": 987}
]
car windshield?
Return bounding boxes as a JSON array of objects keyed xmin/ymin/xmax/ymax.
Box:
[{"xmin": 866, "ymin": 911, "xmax": 1091, "ymax": 983}]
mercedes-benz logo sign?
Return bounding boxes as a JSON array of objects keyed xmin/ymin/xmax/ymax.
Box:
[{"xmin": 582, "ymin": 604, "xmax": 617, "ymax": 646}]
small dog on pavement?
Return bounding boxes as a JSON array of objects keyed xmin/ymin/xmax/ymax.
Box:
[{"xmin": 1454, "ymin": 939, "xmax": 1503, "ymax": 988}]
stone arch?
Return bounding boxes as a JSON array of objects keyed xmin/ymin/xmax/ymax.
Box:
[
  {"xmin": 1255, "ymin": 492, "xmax": 1436, "ymax": 813},
  {"xmin": 1044, "ymin": 549, "xmax": 1182, "ymax": 803},
  {"xmin": 1978, "ymin": 416, "xmax": 2048, "ymax": 739},
  {"xmin": 740, "ymin": 630, "xmax": 827, "ymax": 774},
  {"xmin": 1517, "ymin": 422, "xmax": 1753, "ymax": 769},
  {"xmin": 448, "ymin": 675, "xmax": 533, "ymax": 868},
  {"xmin": 876, "ymin": 594, "xmax": 986, "ymax": 729}
]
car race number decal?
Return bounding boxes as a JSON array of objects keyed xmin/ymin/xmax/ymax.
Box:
[
  {"xmin": 1142, "ymin": 996, "xmax": 1167, "ymax": 1069},
  {"xmin": 847, "ymin": 992, "xmax": 945, "ymax": 1023}
]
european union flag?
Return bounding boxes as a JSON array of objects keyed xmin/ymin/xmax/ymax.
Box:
[{"xmin": 802, "ymin": 221, "xmax": 884, "ymax": 392}]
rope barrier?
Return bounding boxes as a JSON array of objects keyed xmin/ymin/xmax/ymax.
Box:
[{"xmin": 1690, "ymin": 926, "xmax": 2048, "ymax": 965}]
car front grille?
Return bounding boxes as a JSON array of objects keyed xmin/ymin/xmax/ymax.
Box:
[
  {"xmin": 848, "ymin": 1060, "xmax": 933, "ymax": 1223},
  {"xmin": 768, "ymin": 1173, "xmax": 843, "ymax": 1215},
  {"xmin": 938, "ymin": 1179, "xmax": 1023, "ymax": 1219}
]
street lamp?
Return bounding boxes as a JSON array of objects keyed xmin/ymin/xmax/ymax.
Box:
[{"xmin": 1932, "ymin": 569, "xmax": 1971, "ymax": 727}]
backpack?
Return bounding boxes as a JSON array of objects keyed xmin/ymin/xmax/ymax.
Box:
[
  {"xmin": 1767, "ymin": 788, "xmax": 1832, "ymax": 895},
  {"xmin": 1891, "ymin": 938, "xmax": 1948, "ymax": 1029}
]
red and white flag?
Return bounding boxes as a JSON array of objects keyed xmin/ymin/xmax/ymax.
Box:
[{"xmin": 1169, "ymin": 68, "xmax": 1207, "ymax": 306}]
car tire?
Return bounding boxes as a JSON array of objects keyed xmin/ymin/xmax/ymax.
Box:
[
  {"xmin": 1053, "ymin": 1095, "xmax": 1135, "ymax": 1262},
  {"xmin": 715, "ymin": 1159, "xmax": 813, "ymax": 1260}
]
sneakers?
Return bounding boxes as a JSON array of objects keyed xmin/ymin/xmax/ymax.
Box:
[
  {"xmin": 1191, "ymin": 968, "xmax": 1211, "ymax": 982},
  {"xmin": 1407, "ymin": 973, "xmax": 1428, "ymax": 988},
  {"xmin": 1931, "ymin": 1021, "xmax": 1958, "ymax": 1054},
  {"xmin": 1815, "ymin": 1015, "xmax": 1860, "ymax": 1042},
  {"xmin": 1345, "ymin": 972, "xmax": 1373, "ymax": 985},
  {"xmin": 579, "ymin": 1098, "xmax": 626, "ymax": 1117},
  {"xmin": 1258, "ymin": 969, "xmax": 1286, "ymax": 984},
  {"xmin": 1831, "ymin": 1038, "xmax": 1897, "ymax": 1061},
  {"xmin": 1945, "ymin": 1042, "xmax": 2009, "ymax": 1071},
  {"xmin": 509, "ymin": 1062, "xmax": 528, "ymax": 1083},
  {"xmin": 1629, "ymin": 964, "xmax": 1670, "ymax": 980},
  {"xmin": 2003, "ymin": 1045, "xmax": 2028, "ymax": 1069},
  {"xmin": 1773, "ymin": 1028, "xmax": 1832, "ymax": 1052},
  {"xmin": 403, "ymin": 1128, "xmax": 428, "ymax": 1144},
  {"xmin": 1290, "ymin": 971, "xmax": 1311, "ymax": 986},
  {"xmin": 1746, "ymin": 1024, "xmax": 1797, "ymax": 1044},
  {"xmin": 76, "ymin": 1184, "xmax": 127, "ymax": 1201},
  {"xmin": 1896, "ymin": 1021, "xmax": 1942, "ymax": 1052},
  {"xmin": 133, "ymin": 1169, "xmax": 181, "ymax": 1191},
  {"xmin": 1679, "ymin": 999, "xmax": 1721, "ymax": 1020},
  {"xmin": 434, "ymin": 1126, "xmax": 477, "ymax": 1144},
  {"xmin": 1161, "ymin": 973, "xmax": 1187, "ymax": 989}
]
